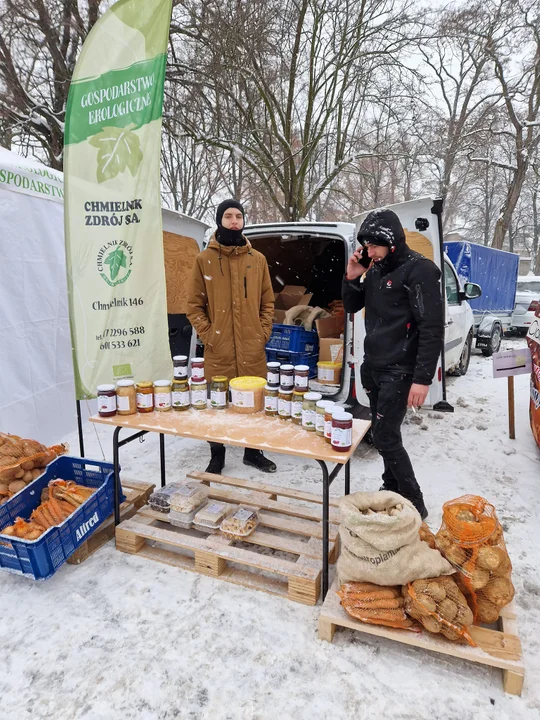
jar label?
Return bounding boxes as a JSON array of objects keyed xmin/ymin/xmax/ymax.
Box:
[
  {"xmin": 280, "ymin": 375, "xmax": 294, "ymax": 388},
  {"xmin": 265, "ymin": 395, "xmax": 278, "ymax": 412},
  {"xmin": 174, "ymin": 367, "xmax": 188, "ymax": 379},
  {"xmin": 192, "ymin": 366, "xmax": 205, "ymax": 380},
  {"xmin": 332, "ymin": 426, "xmax": 352, "ymax": 448},
  {"xmin": 324, "ymin": 419, "xmax": 333, "ymax": 439},
  {"xmin": 319, "ymin": 367, "xmax": 336, "ymax": 382},
  {"xmin": 302, "ymin": 409, "xmax": 316, "ymax": 429},
  {"xmin": 155, "ymin": 392, "xmax": 172, "ymax": 409},
  {"xmin": 316, "ymin": 412, "xmax": 325, "ymax": 433},
  {"xmin": 295, "ymin": 375, "xmax": 309, "ymax": 389},
  {"xmin": 267, "ymin": 371, "xmax": 280, "ymax": 385},
  {"xmin": 211, "ymin": 390, "xmax": 227, "ymax": 408},
  {"xmin": 98, "ymin": 395, "xmax": 116, "ymax": 413},
  {"xmin": 278, "ymin": 398, "xmax": 291, "ymax": 416},
  {"xmin": 117, "ymin": 395, "xmax": 131, "ymax": 412},
  {"xmin": 137, "ymin": 392, "xmax": 153, "ymax": 409},
  {"xmin": 172, "ymin": 390, "xmax": 190, "ymax": 407},
  {"xmin": 231, "ymin": 389, "xmax": 254, "ymax": 408},
  {"xmin": 191, "ymin": 388, "xmax": 207, "ymax": 406},
  {"xmin": 291, "ymin": 400, "xmax": 303, "ymax": 419}
]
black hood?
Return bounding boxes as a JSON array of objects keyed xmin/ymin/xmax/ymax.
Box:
[{"xmin": 357, "ymin": 208, "xmax": 406, "ymax": 249}]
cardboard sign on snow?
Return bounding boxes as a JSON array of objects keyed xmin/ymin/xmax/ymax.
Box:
[{"xmin": 492, "ymin": 348, "xmax": 532, "ymax": 378}]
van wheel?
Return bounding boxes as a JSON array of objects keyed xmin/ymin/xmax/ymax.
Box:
[
  {"xmin": 481, "ymin": 324, "xmax": 502, "ymax": 357},
  {"xmin": 450, "ymin": 331, "xmax": 472, "ymax": 376}
]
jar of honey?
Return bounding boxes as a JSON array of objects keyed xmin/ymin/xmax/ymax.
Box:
[
  {"xmin": 136, "ymin": 381, "xmax": 154, "ymax": 413},
  {"xmin": 153, "ymin": 380, "xmax": 172, "ymax": 411},
  {"xmin": 116, "ymin": 379, "xmax": 137, "ymax": 416}
]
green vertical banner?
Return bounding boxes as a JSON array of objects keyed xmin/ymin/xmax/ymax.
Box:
[{"xmin": 64, "ymin": 0, "xmax": 173, "ymax": 399}]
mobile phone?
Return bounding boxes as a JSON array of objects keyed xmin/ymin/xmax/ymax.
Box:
[{"xmin": 357, "ymin": 246, "xmax": 371, "ymax": 268}]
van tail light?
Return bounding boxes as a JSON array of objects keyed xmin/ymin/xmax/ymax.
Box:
[
  {"xmin": 528, "ymin": 300, "xmax": 539, "ymax": 312},
  {"xmin": 438, "ymin": 367, "xmax": 442, "ymax": 382},
  {"xmin": 352, "ymin": 379, "xmax": 357, "ymax": 399}
]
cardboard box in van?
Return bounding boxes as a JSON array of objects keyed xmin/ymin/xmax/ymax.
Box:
[
  {"xmin": 316, "ymin": 315, "xmax": 344, "ymax": 363},
  {"xmin": 273, "ymin": 285, "xmax": 313, "ymax": 324}
]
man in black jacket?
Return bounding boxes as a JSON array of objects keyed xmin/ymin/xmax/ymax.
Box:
[{"xmin": 342, "ymin": 208, "xmax": 444, "ymax": 519}]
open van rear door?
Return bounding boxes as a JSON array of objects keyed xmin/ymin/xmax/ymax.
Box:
[{"xmin": 351, "ymin": 197, "xmax": 451, "ymax": 411}]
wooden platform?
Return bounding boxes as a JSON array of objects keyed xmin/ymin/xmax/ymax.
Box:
[
  {"xmin": 67, "ymin": 478, "xmax": 155, "ymax": 565},
  {"xmin": 115, "ymin": 473, "xmax": 340, "ymax": 605},
  {"xmin": 318, "ymin": 579, "xmax": 525, "ymax": 696}
]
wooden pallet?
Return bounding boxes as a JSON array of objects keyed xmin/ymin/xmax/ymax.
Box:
[
  {"xmin": 115, "ymin": 473, "xmax": 340, "ymax": 605},
  {"xmin": 319, "ymin": 579, "xmax": 525, "ymax": 696},
  {"xmin": 67, "ymin": 478, "xmax": 155, "ymax": 565}
]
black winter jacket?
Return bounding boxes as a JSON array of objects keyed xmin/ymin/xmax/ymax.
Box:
[{"xmin": 342, "ymin": 244, "xmax": 444, "ymax": 386}]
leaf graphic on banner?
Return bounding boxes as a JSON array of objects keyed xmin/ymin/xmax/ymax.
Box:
[
  {"xmin": 104, "ymin": 248, "xmax": 127, "ymax": 281},
  {"xmin": 89, "ymin": 126, "xmax": 143, "ymax": 183}
]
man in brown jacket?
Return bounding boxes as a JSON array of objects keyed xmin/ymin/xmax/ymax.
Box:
[{"xmin": 186, "ymin": 199, "xmax": 277, "ymax": 474}]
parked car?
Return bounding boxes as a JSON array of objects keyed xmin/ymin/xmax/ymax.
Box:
[
  {"xmin": 444, "ymin": 241, "xmax": 519, "ymax": 356},
  {"xmin": 511, "ymin": 276, "xmax": 540, "ymax": 335},
  {"xmin": 244, "ymin": 197, "xmax": 480, "ymax": 411}
]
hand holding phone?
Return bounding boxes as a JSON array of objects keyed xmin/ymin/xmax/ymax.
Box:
[{"xmin": 346, "ymin": 247, "xmax": 370, "ymax": 280}]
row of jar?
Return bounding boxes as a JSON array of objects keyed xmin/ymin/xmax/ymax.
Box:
[
  {"xmin": 97, "ymin": 376, "xmax": 230, "ymax": 416},
  {"xmin": 267, "ymin": 361, "xmax": 310, "ymax": 392},
  {"xmin": 266, "ymin": 387, "xmax": 353, "ymax": 452}
]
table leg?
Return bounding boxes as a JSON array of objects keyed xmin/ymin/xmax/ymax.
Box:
[
  {"xmin": 345, "ymin": 460, "xmax": 350, "ymax": 496},
  {"xmin": 159, "ymin": 433, "xmax": 166, "ymax": 488},
  {"xmin": 113, "ymin": 426, "xmax": 122, "ymax": 526},
  {"xmin": 317, "ymin": 460, "xmax": 330, "ymax": 598}
]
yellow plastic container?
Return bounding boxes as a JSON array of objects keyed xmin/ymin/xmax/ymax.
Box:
[
  {"xmin": 317, "ymin": 361, "xmax": 342, "ymax": 385},
  {"xmin": 229, "ymin": 376, "xmax": 267, "ymax": 414}
]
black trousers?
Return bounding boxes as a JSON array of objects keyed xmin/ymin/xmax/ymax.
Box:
[{"xmin": 361, "ymin": 363, "xmax": 424, "ymax": 505}]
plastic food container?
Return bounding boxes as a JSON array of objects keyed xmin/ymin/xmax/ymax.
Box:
[
  {"xmin": 169, "ymin": 482, "xmax": 208, "ymax": 513},
  {"xmin": 229, "ymin": 377, "xmax": 266, "ymax": 414},
  {"xmin": 193, "ymin": 501, "xmax": 236, "ymax": 533},
  {"xmin": 169, "ymin": 501, "xmax": 208, "ymax": 529},
  {"xmin": 220, "ymin": 506, "xmax": 259, "ymax": 539},
  {"xmin": 317, "ymin": 361, "xmax": 342, "ymax": 385},
  {"xmin": 148, "ymin": 482, "xmax": 186, "ymax": 513}
]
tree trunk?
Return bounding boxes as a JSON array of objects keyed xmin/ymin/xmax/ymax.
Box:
[
  {"xmin": 491, "ymin": 163, "xmax": 528, "ymax": 249},
  {"xmin": 533, "ymin": 188, "xmax": 540, "ymax": 274}
]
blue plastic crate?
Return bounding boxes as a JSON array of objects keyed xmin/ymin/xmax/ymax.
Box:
[
  {"xmin": 266, "ymin": 349, "xmax": 319, "ymax": 377},
  {"xmin": 266, "ymin": 324, "xmax": 319, "ymax": 354},
  {"xmin": 0, "ymin": 456, "xmax": 123, "ymax": 580}
]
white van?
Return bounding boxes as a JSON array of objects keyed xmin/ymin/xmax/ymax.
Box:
[{"xmin": 244, "ymin": 197, "xmax": 480, "ymax": 412}]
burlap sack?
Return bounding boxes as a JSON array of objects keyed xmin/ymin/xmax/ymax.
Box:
[{"xmin": 337, "ymin": 491, "xmax": 454, "ymax": 586}]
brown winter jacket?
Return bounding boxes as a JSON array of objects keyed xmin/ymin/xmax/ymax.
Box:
[{"xmin": 186, "ymin": 234, "xmax": 274, "ymax": 381}]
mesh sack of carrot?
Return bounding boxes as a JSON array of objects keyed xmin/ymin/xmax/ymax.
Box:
[
  {"xmin": 403, "ymin": 576, "xmax": 475, "ymax": 646},
  {"xmin": 337, "ymin": 581, "xmax": 419, "ymax": 631},
  {"xmin": 435, "ymin": 495, "xmax": 514, "ymax": 624}
]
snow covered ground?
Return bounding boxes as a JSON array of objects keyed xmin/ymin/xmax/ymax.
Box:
[{"xmin": 1, "ymin": 338, "xmax": 539, "ymax": 720}]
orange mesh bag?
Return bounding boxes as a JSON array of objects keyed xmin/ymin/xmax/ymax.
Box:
[
  {"xmin": 337, "ymin": 581, "xmax": 420, "ymax": 631},
  {"xmin": 403, "ymin": 576, "xmax": 475, "ymax": 646},
  {"xmin": 0, "ymin": 433, "xmax": 67, "ymax": 487},
  {"xmin": 435, "ymin": 495, "xmax": 514, "ymax": 624}
]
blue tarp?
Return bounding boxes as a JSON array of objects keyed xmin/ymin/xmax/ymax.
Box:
[{"xmin": 444, "ymin": 241, "xmax": 519, "ymax": 315}]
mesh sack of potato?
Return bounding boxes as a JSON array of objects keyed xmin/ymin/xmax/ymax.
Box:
[
  {"xmin": 338, "ymin": 582, "xmax": 419, "ymax": 631},
  {"xmin": 0, "ymin": 433, "xmax": 67, "ymax": 485},
  {"xmin": 435, "ymin": 495, "xmax": 514, "ymax": 624},
  {"xmin": 337, "ymin": 491, "xmax": 454, "ymax": 586},
  {"xmin": 403, "ymin": 576, "xmax": 475, "ymax": 646}
]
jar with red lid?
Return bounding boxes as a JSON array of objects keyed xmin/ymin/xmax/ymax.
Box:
[
  {"xmin": 191, "ymin": 358, "xmax": 205, "ymax": 381},
  {"xmin": 331, "ymin": 411, "xmax": 353, "ymax": 452},
  {"xmin": 97, "ymin": 384, "xmax": 116, "ymax": 417}
]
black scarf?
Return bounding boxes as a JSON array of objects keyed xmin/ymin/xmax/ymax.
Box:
[{"xmin": 217, "ymin": 226, "xmax": 246, "ymax": 246}]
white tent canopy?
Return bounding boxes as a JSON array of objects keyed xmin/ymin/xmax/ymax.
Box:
[{"xmin": 0, "ymin": 148, "xmax": 208, "ymax": 446}]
